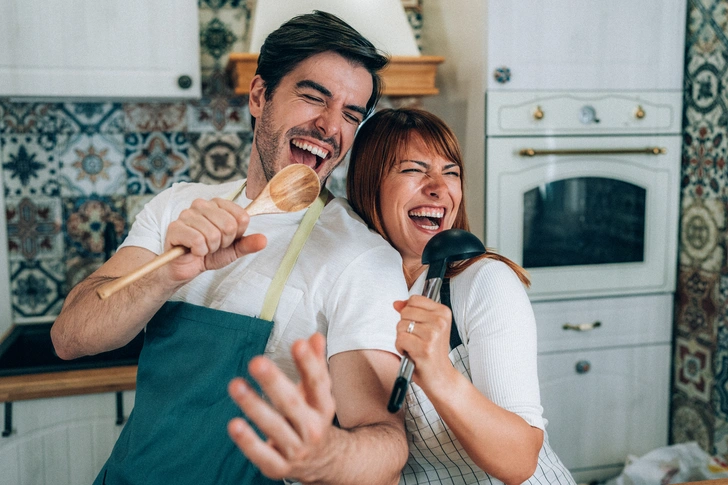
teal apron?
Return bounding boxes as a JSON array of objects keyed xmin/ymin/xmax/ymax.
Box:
[{"xmin": 94, "ymin": 185, "xmax": 327, "ymax": 485}]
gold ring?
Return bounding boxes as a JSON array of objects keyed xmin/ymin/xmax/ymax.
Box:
[{"xmin": 406, "ymin": 321, "xmax": 415, "ymax": 334}]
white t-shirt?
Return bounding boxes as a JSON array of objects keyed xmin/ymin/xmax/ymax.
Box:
[
  {"xmin": 121, "ymin": 179, "xmax": 408, "ymax": 380},
  {"xmin": 401, "ymin": 259, "xmax": 575, "ymax": 484}
]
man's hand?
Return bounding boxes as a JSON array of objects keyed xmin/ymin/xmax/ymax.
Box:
[
  {"xmin": 164, "ymin": 197, "xmax": 267, "ymax": 283},
  {"xmin": 227, "ymin": 333, "xmax": 336, "ymax": 482}
]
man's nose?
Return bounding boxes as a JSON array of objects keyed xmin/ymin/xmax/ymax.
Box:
[{"xmin": 314, "ymin": 108, "xmax": 341, "ymax": 137}]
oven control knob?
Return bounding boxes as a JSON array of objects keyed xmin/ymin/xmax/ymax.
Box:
[
  {"xmin": 579, "ymin": 105, "xmax": 600, "ymax": 124},
  {"xmin": 533, "ymin": 105, "xmax": 544, "ymax": 120}
]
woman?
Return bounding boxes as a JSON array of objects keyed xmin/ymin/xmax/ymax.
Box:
[{"xmin": 347, "ymin": 108, "xmax": 575, "ymax": 485}]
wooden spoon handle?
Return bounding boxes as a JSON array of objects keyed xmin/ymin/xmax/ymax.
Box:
[{"xmin": 96, "ymin": 246, "xmax": 187, "ymax": 300}]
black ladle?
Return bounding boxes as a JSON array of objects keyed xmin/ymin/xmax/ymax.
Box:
[{"xmin": 387, "ymin": 229, "xmax": 486, "ymax": 413}]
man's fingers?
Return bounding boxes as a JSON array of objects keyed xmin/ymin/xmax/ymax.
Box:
[
  {"xmin": 247, "ymin": 356, "xmax": 318, "ymax": 440},
  {"xmin": 228, "ymin": 377, "xmax": 302, "ymax": 454},
  {"xmin": 235, "ymin": 233, "xmax": 267, "ymax": 256},
  {"xmin": 293, "ymin": 336, "xmax": 335, "ymax": 417},
  {"xmin": 227, "ymin": 417, "xmax": 290, "ymax": 479}
]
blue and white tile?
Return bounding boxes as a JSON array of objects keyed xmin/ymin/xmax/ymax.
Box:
[
  {"xmin": 1, "ymin": 133, "xmax": 62, "ymax": 197},
  {"xmin": 199, "ymin": 8, "xmax": 247, "ymax": 71},
  {"xmin": 10, "ymin": 259, "xmax": 66, "ymax": 321},
  {"xmin": 59, "ymin": 133, "xmax": 126, "ymax": 196},
  {"xmin": 125, "ymin": 132, "xmax": 190, "ymax": 195},
  {"xmin": 57, "ymin": 102, "xmax": 125, "ymax": 137}
]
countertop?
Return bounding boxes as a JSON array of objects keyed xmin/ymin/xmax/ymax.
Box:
[{"xmin": 0, "ymin": 365, "xmax": 136, "ymax": 402}]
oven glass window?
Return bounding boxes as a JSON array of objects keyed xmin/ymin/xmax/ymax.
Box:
[{"xmin": 522, "ymin": 177, "xmax": 646, "ymax": 268}]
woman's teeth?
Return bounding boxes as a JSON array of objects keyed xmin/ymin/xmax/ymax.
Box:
[
  {"xmin": 408, "ymin": 208, "xmax": 444, "ymax": 230},
  {"xmin": 292, "ymin": 139, "xmax": 328, "ymax": 160}
]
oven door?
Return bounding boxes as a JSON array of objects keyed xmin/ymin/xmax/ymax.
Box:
[{"xmin": 486, "ymin": 135, "xmax": 680, "ymax": 301}]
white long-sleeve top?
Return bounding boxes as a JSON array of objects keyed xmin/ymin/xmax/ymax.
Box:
[{"xmin": 400, "ymin": 259, "xmax": 575, "ymax": 485}]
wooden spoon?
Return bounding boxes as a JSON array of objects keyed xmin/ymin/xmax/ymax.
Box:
[{"xmin": 96, "ymin": 164, "xmax": 320, "ymax": 300}]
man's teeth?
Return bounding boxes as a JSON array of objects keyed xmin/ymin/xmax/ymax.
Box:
[{"xmin": 292, "ymin": 140, "xmax": 328, "ymax": 159}]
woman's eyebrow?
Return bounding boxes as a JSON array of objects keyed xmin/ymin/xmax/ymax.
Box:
[
  {"xmin": 401, "ymin": 159, "xmax": 460, "ymax": 171},
  {"xmin": 295, "ymin": 79, "xmax": 367, "ymax": 117}
]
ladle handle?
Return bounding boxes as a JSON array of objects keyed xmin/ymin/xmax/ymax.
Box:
[
  {"xmin": 387, "ymin": 277, "xmax": 442, "ymax": 414},
  {"xmin": 96, "ymin": 246, "xmax": 187, "ymax": 300}
]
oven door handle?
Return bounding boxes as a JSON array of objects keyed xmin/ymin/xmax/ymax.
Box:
[{"xmin": 519, "ymin": 147, "xmax": 667, "ymax": 157}]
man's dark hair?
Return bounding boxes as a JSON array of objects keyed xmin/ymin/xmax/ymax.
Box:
[{"xmin": 253, "ymin": 10, "xmax": 389, "ymax": 125}]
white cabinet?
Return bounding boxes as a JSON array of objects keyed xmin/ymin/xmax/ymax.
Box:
[
  {"xmin": 486, "ymin": 0, "xmax": 686, "ymax": 91},
  {"xmin": 534, "ymin": 294, "xmax": 672, "ymax": 482},
  {"xmin": 0, "ymin": 0, "xmax": 201, "ymax": 100},
  {"xmin": 0, "ymin": 392, "xmax": 134, "ymax": 485}
]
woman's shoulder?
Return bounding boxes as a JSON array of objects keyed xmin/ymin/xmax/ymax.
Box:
[{"xmin": 453, "ymin": 257, "xmax": 526, "ymax": 291}]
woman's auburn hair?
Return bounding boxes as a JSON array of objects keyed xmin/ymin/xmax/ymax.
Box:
[{"xmin": 346, "ymin": 108, "xmax": 530, "ymax": 286}]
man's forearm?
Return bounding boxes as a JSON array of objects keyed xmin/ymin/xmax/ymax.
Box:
[
  {"xmin": 297, "ymin": 419, "xmax": 407, "ymax": 485},
  {"xmin": 51, "ymin": 263, "xmax": 179, "ymax": 359}
]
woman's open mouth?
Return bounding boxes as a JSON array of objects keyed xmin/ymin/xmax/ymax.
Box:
[
  {"xmin": 408, "ymin": 207, "xmax": 444, "ymax": 231},
  {"xmin": 291, "ymin": 139, "xmax": 329, "ymax": 171}
]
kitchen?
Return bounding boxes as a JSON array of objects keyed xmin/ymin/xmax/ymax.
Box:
[{"xmin": 0, "ymin": 0, "xmax": 722, "ymax": 483}]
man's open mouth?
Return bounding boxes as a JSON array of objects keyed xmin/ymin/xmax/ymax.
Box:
[
  {"xmin": 408, "ymin": 208, "xmax": 444, "ymax": 231},
  {"xmin": 291, "ymin": 139, "xmax": 329, "ymax": 171}
]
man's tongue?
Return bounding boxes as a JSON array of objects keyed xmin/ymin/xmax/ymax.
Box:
[{"xmin": 291, "ymin": 143, "xmax": 319, "ymax": 169}]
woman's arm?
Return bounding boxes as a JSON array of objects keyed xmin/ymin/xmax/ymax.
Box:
[{"xmin": 394, "ymin": 261, "xmax": 544, "ymax": 484}]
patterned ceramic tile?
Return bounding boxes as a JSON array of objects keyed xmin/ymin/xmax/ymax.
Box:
[
  {"xmin": 713, "ymin": 419, "xmax": 728, "ymax": 458},
  {"xmin": 714, "ymin": 325, "xmax": 728, "ymax": 421},
  {"xmin": 1, "ymin": 134, "xmax": 63, "ymax": 197},
  {"xmin": 63, "ymin": 196, "xmax": 127, "ymax": 259},
  {"xmin": 200, "ymin": 68, "xmax": 237, "ymax": 98},
  {"xmin": 5, "ymin": 196, "xmax": 63, "ymax": 262},
  {"xmin": 675, "ymin": 268, "xmax": 720, "ymax": 345},
  {"xmin": 681, "ymin": 123, "xmax": 728, "ymax": 198},
  {"xmin": 672, "ymin": 391, "xmax": 714, "ymax": 453},
  {"xmin": 198, "ymin": 0, "xmax": 247, "ymax": 9},
  {"xmin": 326, "ymin": 156, "xmax": 349, "ymax": 198},
  {"xmin": 59, "ymin": 134, "xmax": 126, "ymax": 196},
  {"xmin": 680, "ymin": 196, "xmax": 725, "ymax": 271},
  {"xmin": 188, "ymin": 131, "xmax": 251, "ymax": 184},
  {"xmin": 10, "ymin": 259, "xmax": 65, "ymax": 321},
  {"xmin": 199, "ymin": 8, "xmax": 247, "ymax": 72},
  {"xmin": 57, "ymin": 103, "xmax": 125, "ymax": 136},
  {"xmin": 675, "ymin": 336, "xmax": 714, "ymax": 402},
  {"xmin": 125, "ymin": 132, "xmax": 190, "ymax": 195},
  {"xmin": 124, "ymin": 103, "xmax": 188, "ymax": 133},
  {"xmin": 187, "ymin": 96, "xmax": 251, "ymax": 132}
]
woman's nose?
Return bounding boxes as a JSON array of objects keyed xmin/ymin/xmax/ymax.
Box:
[{"xmin": 425, "ymin": 174, "xmax": 447, "ymax": 198}]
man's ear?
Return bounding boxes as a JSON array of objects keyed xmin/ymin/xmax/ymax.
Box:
[{"xmin": 249, "ymin": 75, "xmax": 266, "ymax": 119}]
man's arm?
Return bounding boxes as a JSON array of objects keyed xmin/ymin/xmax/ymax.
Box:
[
  {"xmin": 52, "ymin": 197, "xmax": 266, "ymax": 360},
  {"xmin": 228, "ymin": 333, "xmax": 408, "ymax": 485}
]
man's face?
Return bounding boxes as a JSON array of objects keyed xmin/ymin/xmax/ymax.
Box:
[{"xmin": 249, "ymin": 51, "xmax": 374, "ymax": 187}]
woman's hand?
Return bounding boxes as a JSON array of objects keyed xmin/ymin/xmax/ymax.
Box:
[{"xmin": 393, "ymin": 296, "xmax": 459, "ymax": 393}]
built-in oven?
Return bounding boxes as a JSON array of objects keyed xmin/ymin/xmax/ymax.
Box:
[{"xmin": 486, "ymin": 91, "xmax": 682, "ymax": 301}]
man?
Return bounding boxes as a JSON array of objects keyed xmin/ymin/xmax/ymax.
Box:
[{"xmin": 51, "ymin": 11, "xmax": 409, "ymax": 485}]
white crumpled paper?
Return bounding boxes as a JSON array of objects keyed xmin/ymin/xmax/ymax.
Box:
[{"xmin": 604, "ymin": 442, "xmax": 728, "ymax": 485}]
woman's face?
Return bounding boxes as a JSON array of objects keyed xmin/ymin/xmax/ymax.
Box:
[{"xmin": 379, "ymin": 136, "xmax": 463, "ymax": 272}]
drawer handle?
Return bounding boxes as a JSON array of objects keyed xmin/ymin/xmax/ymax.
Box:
[
  {"xmin": 519, "ymin": 147, "xmax": 666, "ymax": 157},
  {"xmin": 562, "ymin": 321, "xmax": 602, "ymax": 332}
]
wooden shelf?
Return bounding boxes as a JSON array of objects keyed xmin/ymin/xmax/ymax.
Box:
[
  {"xmin": 0, "ymin": 366, "xmax": 137, "ymax": 402},
  {"xmin": 226, "ymin": 53, "xmax": 444, "ymax": 97}
]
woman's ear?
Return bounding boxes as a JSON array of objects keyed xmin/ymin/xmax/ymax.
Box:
[{"xmin": 249, "ymin": 75, "xmax": 266, "ymax": 119}]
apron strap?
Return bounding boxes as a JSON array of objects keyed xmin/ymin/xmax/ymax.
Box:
[
  {"xmin": 226, "ymin": 180, "xmax": 328, "ymax": 321},
  {"xmin": 260, "ymin": 188, "xmax": 328, "ymax": 320}
]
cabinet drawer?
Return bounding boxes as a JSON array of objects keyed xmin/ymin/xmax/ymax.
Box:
[
  {"xmin": 533, "ymin": 293, "xmax": 673, "ymax": 353},
  {"xmin": 538, "ymin": 344, "xmax": 670, "ymax": 477}
]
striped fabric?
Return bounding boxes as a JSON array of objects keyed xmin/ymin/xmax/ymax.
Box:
[{"xmin": 399, "ymin": 344, "xmax": 576, "ymax": 485}]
